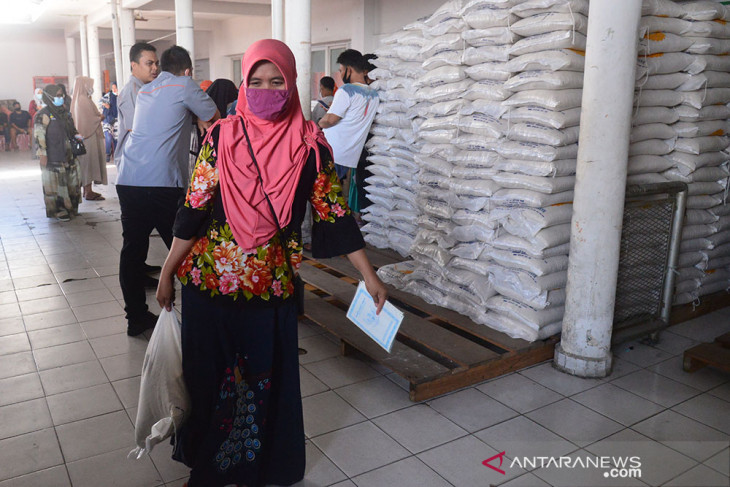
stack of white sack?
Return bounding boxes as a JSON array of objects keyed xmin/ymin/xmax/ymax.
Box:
[
  {"xmin": 406, "ymin": 0, "xmax": 503, "ymax": 320},
  {"xmin": 638, "ymin": 0, "xmax": 730, "ymax": 305},
  {"xmin": 474, "ymin": 0, "xmax": 587, "ymax": 341},
  {"xmin": 361, "ymin": 18, "xmax": 427, "ymax": 256}
]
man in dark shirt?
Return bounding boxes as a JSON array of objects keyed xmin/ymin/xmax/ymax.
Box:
[
  {"xmin": 9, "ymin": 102, "xmax": 32, "ymax": 151},
  {"xmin": 0, "ymin": 111, "xmax": 8, "ymax": 151}
]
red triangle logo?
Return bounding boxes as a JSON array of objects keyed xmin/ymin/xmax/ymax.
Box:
[{"xmin": 482, "ymin": 451, "xmax": 507, "ymax": 475}]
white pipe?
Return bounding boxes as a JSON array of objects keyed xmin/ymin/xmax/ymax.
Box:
[
  {"xmin": 271, "ymin": 0, "xmax": 284, "ymax": 41},
  {"xmin": 79, "ymin": 17, "xmax": 89, "ymax": 78},
  {"xmin": 87, "ymin": 24, "xmax": 103, "ymax": 103},
  {"xmin": 285, "ymin": 0, "xmax": 311, "ymax": 119},
  {"xmin": 110, "ymin": 0, "xmax": 124, "ymax": 88},
  {"xmin": 175, "ymin": 0, "xmax": 195, "ymax": 67},
  {"xmin": 66, "ymin": 37, "xmax": 77, "ymax": 92},
  {"xmin": 554, "ymin": 0, "xmax": 643, "ymax": 378},
  {"xmin": 119, "ymin": 7, "xmax": 136, "ymax": 86}
]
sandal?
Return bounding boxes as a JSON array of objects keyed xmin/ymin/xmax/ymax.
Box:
[{"xmin": 85, "ymin": 193, "xmax": 105, "ymax": 201}]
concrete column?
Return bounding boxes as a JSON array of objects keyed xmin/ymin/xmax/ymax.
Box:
[
  {"xmin": 66, "ymin": 37, "xmax": 77, "ymax": 91},
  {"xmin": 119, "ymin": 7, "xmax": 136, "ymax": 86},
  {"xmin": 79, "ymin": 18, "xmax": 89, "ymax": 77},
  {"xmin": 285, "ymin": 0, "xmax": 311, "ymax": 119},
  {"xmin": 271, "ymin": 0, "xmax": 284, "ymax": 41},
  {"xmin": 554, "ymin": 0, "xmax": 643, "ymax": 378},
  {"xmin": 110, "ymin": 0, "xmax": 124, "ymax": 87},
  {"xmin": 87, "ymin": 24, "xmax": 102, "ymax": 103},
  {"xmin": 175, "ymin": 0, "xmax": 195, "ymax": 66}
]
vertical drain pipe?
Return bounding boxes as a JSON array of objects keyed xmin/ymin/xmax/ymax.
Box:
[{"xmin": 554, "ymin": 0, "xmax": 643, "ymax": 377}]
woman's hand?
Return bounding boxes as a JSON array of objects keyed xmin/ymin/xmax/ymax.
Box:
[
  {"xmin": 364, "ymin": 275, "xmax": 388, "ymax": 315},
  {"xmin": 156, "ymin": 273, "xmax": 176, "ymax": 311}
]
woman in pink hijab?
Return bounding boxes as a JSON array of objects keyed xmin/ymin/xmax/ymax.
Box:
[{"xmin": 156, "ymin": 39, "xmax": 387, "ymax": 486}]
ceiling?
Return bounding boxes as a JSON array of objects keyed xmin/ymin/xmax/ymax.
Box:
[{"xmin": 1, "ymin": 0, "xmax": 270, "ymax": 34}]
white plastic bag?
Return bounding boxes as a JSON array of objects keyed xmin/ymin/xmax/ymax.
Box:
[{"xmin": 130, "ymin": 309, "xmax": 190, "ymax": 458}]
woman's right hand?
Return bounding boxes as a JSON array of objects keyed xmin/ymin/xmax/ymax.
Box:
[
  {"xmin": 156, "ymin": 273, "xmax": 176, "ymax": 311},
  {"xmin": 39, "ymin": 155, "xmax": 47, "ymax": 167}
]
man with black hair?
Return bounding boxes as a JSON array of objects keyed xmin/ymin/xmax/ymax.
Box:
[
  {"xmin": 318, "ymin": 49, "xmax": 379, "ymax": 223},
  {"xmin": 117, "ymin": 45, "xmax": 219, "ymax": 336},
  {"xmin": 9, "ymin": 101, "xmax": 32, "ymax": 151},
  {"xmin": 115, "ymin": 42, "xmax": 159, "ymax": 166}
]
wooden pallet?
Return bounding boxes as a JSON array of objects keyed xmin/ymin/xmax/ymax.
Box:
[
  {"xmin": 683, "ymin": 332, "xmax": 730, "ymax": 374},
  {"xmin": 299, "ymin": 247, "xmax": 557, "ymax": 401}
]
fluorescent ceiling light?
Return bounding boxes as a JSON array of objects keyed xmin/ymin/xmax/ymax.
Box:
[{"xmin": 0, "ymin": 0, "xmax": 45, "ymax": 24}]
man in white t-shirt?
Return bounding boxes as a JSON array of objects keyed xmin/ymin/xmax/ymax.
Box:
[{"xmin": 319, "ymin": 49, "xmax": 379, "ymax": 222}]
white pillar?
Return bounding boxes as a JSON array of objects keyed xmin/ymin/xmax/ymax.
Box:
[
  {"xmin": 110, "ymin": 0, "xmax": 124, "ymax": 87},
  {"xmin": 87, "ymin": 24, "xmax": 102, "ymax": 103},
  {"xmin": 66, "ymin": 37, "xmax": 77, "ymax": 91},
  {"xmin": 79, "ymin": 18, "xmax": 89, "ymax": 77},
  {"xmin": 554, "ymin": 0, "xmax": 643, "ymax": 378},
  {"xmin": 119, "ymin": 7, "xmax": 136, "ymax": 86},
  {"xmin": 271, "ymin": 0, "xmax": 284, "ymax": 41},
  {"xmin": 285, "ymin": 0, "xmax": 311, "ymax": 119},
  {"xmin": 175, "ymin": 0, "xmax": 195, "ymax": 66}
]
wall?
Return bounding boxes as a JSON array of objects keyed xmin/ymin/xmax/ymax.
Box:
[
  {"xmin": 0, "ymin": 27, "xmax": 68, "ymax": 108},
  {"xmin": 208, "ymin": 15, "xmax": 271, "ymax": 82}
]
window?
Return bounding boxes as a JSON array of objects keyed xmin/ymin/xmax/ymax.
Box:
[
  {"xmin": 310, "ymin": 42, "xmax": 349, "ymax": 100},
  {"xmin": 232, "ymin": 58, "xmax": 242, "ymax": 88}
]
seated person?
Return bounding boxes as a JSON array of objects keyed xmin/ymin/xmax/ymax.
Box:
[{"xmin": 9, "ymin": 102, "xmax": 32, "ymax": 150}]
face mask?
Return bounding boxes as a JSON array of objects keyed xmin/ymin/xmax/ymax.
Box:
[
  {"xmin": 35, "ymin": 92, "xmax": 43, "ymax": 101},
  {"xmin": 14, "ymin": 107, "xmax": 20, "ymax": 112},
  {"xmin": 343, "ymin": 67, "xmax": 351, "ymax": 84},
  {"xmin": 245, "ymin": 88, "xmax": 289, "ymax": 121},
  {"xmin": 53, "ymin": 97, "xmax": 65, "ymax": 107}
]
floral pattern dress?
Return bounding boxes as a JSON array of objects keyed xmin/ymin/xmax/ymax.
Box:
[{"xmin": 172, "ymin": 127, "xmax": 364, "ymax": 487}]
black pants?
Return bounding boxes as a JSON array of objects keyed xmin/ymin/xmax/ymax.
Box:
[{"xmin": 117, "ymin": 185, "xmax": 184, "ymax": 320}]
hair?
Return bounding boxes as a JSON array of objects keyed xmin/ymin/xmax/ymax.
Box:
[
  {"xmin": 336, "ymin": 49, "xmax": 365, "ymax": 72},
  {"xmin": 130, "ymin": 42, "xmax": 157, "ymax": 64},
  {"xmin": 362, "ymin": 53, "xmax": 378, "ymax": 72},
  {"xmin": 319, "ymin": 76, "xmax": 335, "ymax": 91},
  {"xmin": 160, "ymin": 45, "xmax": 193, "ymax": 75}
]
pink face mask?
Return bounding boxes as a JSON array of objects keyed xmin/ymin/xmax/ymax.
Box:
[{"xmin": 245, "ymin": 88, "xmax": 290, "ymax": 121}]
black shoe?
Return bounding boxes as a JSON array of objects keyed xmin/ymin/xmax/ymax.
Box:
[
  {"xmin": 143, "ymin": 263, "xmax": 162, "ymax": 274},
  {"xmin": 143, "ymin": 275, "xmax": 159, "ymax": 289},
  {"xmin": 127, "ymin": 311, "xmax": 158, "ymax": 336}
]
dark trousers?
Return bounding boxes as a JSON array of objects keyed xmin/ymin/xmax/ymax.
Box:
[{"xmin": 117, "ymin": 185, "xmax": 184, "ymax": 320}]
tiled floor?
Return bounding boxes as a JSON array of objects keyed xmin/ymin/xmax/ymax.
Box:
[{"xmin": 0, "ymin": 150, "xmax": 729, "ymax": 487}]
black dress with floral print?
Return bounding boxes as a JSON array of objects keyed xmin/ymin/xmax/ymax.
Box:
[{"xmin": 173, "ymin": 126, "xmax": 365, "ymax": 305}]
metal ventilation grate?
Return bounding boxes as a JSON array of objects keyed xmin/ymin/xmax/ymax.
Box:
[{"xmin": 613, "ymin": 183, "xmax": 687, "ymax": 340}]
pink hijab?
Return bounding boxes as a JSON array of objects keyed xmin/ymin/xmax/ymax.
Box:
[{"xmin": 210, "ymin": 39, "xmax": 331, "ymax": 252}]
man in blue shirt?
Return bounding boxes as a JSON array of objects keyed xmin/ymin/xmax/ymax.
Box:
[{"xmin": 117, "ymin": 45, "xmax": 219, "ymax": 336}]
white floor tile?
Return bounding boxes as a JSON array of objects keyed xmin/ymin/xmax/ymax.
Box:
[
  {"xmin": 585, "ymin": 429, "xmax": 698, "ymax": 487},
  {"xmin": 611, "ymin": 369, "xmax": 702, "ymax": 407},
  {"xmin": 66, "ymin": 446, "xmax": 162, "ymax": 487},
  {"xmin": 672, "ymin": 393, "xmax": 730, "ymax": 435},
  {"xmin": 475, "ymin": 416, "xmax": 578, "ymax": 467},
  {"xmin": 301, "ymin": 440, "xmax": 347, "ymax": 486},
  {"xmin": 0, "ymin": 429, "xmax": 64, "ymax": 482},
  {"xmin": 46, "ymin": 383, "xmax": 124, "ymax": 426},
  {"xmin": 478, "ymin": 373, "xmax": 563, "ymax": 414},
  {"xmin": 0, "ymin": 317, "xmax": 24, "ymax": 337},
  {"xmin": 0, "ymin": 373, "xmax": 44, "ymax": 407},
  {"xmin": 0, "ymin": 398, "xmax": 52, "ymax": 440},
  {"xmin": 428, "ymin": 387, "xmax": 519, "ymax": 433},
  {"xmin": 649, "ymin": 355, "xmax": 729, "ymax": 392},
  {"xmin": 613, "ymin": 340, "xmax": 676, "ymax": 368},
  {"xmin": 525, "ymin": 399, "xmax": 624, "ymax": 447},
  {"xmin": 0, "ymin": 352, "xmax": 36, "ymax": 379},
  {"xmin": 704, "ymin": 448, "xmax": 730, "ymax": 476},
  {"xmin": 519, "ymin": 362, "xmax": 603, "ymax": 396},
  {"xmin": 352, "ymin": 456, "xmax": 450, "ymax": 487},
  {"xmin": 418, "ymin": 435, "xmax": 526, "ymax": 486},
  {"xmin": 302, "ymin": 391, "xmax": 366, "ymax": 438},
  {"xmin": 56, "ymin": 410, "xmax": 135, "ymax": 462},
  {"xmin": 299, "ymin": 366, "xmax": 329, "ymax": 398},
  {"xmin": 336, "ymin": 376, "xmax": 414, "ymax": 419},
  {"xmin": 22, "ymin": 308, "xmax": 77, "ymax": 331},
  {"xmin": 304, "ymin": 355, "xmax": 380, "ymax": 389},
  {"xmin": 571, "ymin": 383, "xmax": 665, "ymax": 426},
  {"xmin": 664, "ymin": 464, "xmax": 730, "ymax": 487},
  {"xmin": 33, "ymin": 341, "xmax": 96, "ymax": 370},
  {"xmin": 373, "ymin": 404, "xmax": 468, "ymax": 454},
  {"xmin": 532, "ymin": 449, "xmax": 646, "ymax": 487},
  {"xmin": 39, "ymin": 360, "xmax": 108, "ymax": 395},
  {"xmin": 27, "ymin": 323, "xmax": 85, "ymax": 349},
  {"xmin": 0, "ymin": 465, "xmax": 70, "ymax": 487},
  {"xmin": 312, "ymin": 422, "xmax": 410, "ymax": 478},
  {"xmin": 632, "ymin": 409, "xmax": 730, "ymax": 462}
]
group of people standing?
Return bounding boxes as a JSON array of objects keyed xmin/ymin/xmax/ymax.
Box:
[{"xmin": 32, "ymin": 75, "xmax": 115, "ymax": 219}]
